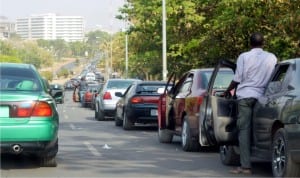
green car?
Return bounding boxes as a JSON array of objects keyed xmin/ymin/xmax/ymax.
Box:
[{"xmin": 0, "ymin": 63, "xmax": 59, "ymax": 167}]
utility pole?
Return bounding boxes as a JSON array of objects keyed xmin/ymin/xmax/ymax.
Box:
[{"xmin": 162, "ymin": 0, "xmax": 167, "ymax": 81}]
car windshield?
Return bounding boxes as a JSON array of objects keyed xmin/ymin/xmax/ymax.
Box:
[
  {"xmin": 107, "ymin": 80, "xmax": 136, "ymax": 89},
  {"xmin": 0, "ymin": 66, "xmax": 42, "ymax": 92},
  {"xmin": 213, "ymin": 70, "xmax": 234, "ymax": 89}
]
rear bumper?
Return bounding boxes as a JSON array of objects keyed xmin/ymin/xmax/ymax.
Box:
[
  {"xmin": 126, "ymin": 105, "xmax": 158, "ymax": 123},
  {"xmin": 0, "ymin": 120, "xmax": 58, "ymax": 142},
  {"xmin": 0, "ymin": 138, "xmax": 58, "ymax": 156}
]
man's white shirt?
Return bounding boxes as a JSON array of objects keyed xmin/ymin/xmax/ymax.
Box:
[{"xmin": 233, "ymin": 48, "xmax": 277, "ymax": 99}]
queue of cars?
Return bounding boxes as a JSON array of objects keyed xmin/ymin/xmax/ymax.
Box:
[
  {"xmin": 3, "ymin": 56, "xmax": 300, "ymax": 177},
  {"xmin": 70, "ymin": 58, "xmax": 300, "ymax": 177}
]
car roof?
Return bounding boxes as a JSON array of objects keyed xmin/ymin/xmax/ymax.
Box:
[
  {"xmin": 107, "ymin": 78, "xmax": 141, "ymax": 81},
  {"xmin": 136, "ymin": 81, "xmax": 167, "ymax": 85},
  {"xmin": 0, "ymin": 62, "xmax": 35, "ymax": 70}
]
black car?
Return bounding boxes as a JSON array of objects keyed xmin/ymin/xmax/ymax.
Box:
[
  {"xmin": 115, "ymin": 81, "xmax": 168, "ymax": 130},
  {"xmin": 64, "ymin": 80, "xmax": 74, "ymax": 90},
  {"xmin": 50, "ymin": 84, "xmax": 64, "ymax": 104},
  {"xmin": 199, "ymin": 59, "xmax": 300, "ymax": 177}
]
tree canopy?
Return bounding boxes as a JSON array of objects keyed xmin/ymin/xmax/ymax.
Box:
[{"xmin": 116, "ymin": 0, "xmax": 300, "ymax": 79}]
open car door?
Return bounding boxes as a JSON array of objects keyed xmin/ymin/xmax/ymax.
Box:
[
  {"xmin": 158, "ymin": 73, "xmax": 176, "ymax": 129},
  {"xmin": 200, "ymin": 59, "xmax": 238, "ymax": 146}
]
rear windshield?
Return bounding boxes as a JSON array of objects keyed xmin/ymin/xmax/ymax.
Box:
[
  {"xmin": 0, "ymin": 67, "xmax": 42, "ymax": 91},
  {"xmin": 107, "ymin": 80, "xmax": 136, "ymax": 89},
  {"xmin": 136, "ymin": 83, "xmax": 167, "ymax": 94}
]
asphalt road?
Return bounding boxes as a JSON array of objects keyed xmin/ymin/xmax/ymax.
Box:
[{"xmin": 0, "ymin": 91, "xmax": 273, "ymax": 177}]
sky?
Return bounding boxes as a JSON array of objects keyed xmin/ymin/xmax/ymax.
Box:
[{"xmin": 0, "ymin": 0, "xmax": 125, "ymax": 33}]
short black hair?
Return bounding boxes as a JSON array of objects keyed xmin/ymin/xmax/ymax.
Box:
[{"xmin": 250, "ymin": 32, "xmax": 264, "ymax": 47}]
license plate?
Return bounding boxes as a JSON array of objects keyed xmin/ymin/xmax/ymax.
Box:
[
  {"xmin": 0, "ymin": 106, "xmax": 9, "ymax": 117},
  {"xmin": 150, "ymin": 109, "xmax": 158, "ymax": 116}
]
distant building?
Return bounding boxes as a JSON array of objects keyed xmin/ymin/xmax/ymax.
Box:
[
  {"xmin": 0, "ymin": 16, "xmax": 16, "ymax": 39},
  {"xmin": 16, "ymin": 13, "xmax": 85, "ymax": 42}
]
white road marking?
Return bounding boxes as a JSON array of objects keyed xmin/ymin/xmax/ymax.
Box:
[
  {"xmin": 64, "ymin": 115, "xmax": 69, "ymax": 119},
  {"xmin": 84, "ymin": 141, "xmax": 101, "ymax": 156},
  {"xmin": 70, "ymin": 124, "xmax": 76, "ymax": 130}
]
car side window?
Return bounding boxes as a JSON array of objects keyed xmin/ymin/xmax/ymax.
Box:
[
  {"xmin": 179, "ymin": 75, "xmax": 193, "ymax": 93},
  {"xmin": 265, "ymin": 64, "xmax": 291, "ymax": 95}
]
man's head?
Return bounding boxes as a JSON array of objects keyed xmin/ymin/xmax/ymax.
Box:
[{"xmin": 250, "ymin": 32, "xmax": 264, "ymax": 48}]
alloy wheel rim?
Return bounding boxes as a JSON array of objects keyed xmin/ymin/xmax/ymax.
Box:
[
  {"xmin": 273, "ymin": 137, "xmax": 286, "ymax": 175},
  {"xmin": 220, "ymin": 145, "xmax": 227, "ymax": 159}
]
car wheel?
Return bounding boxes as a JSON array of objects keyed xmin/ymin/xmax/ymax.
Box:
[
  {"xmin": 181, "ymin": 118, "xmax": 200, "ymax": 152},
  {"xmin": 272, "ymin": 128, "xmax": 300, "ymax": 177},
  {"xmin": 123, "ymin": 112, "xmax": 133, "ymax": 130},
  {"xmin": 40, "ymin": 155, "xmax": 57, "ymax": 167},
  {"xmin": 95, "ymin": 103, "xmax": 99, "ymax": 120},
  {"xmin": 98, "ymin": 108, "xmax": 105, "ymax": 121},
  {"xmin": 39, "ymin": 139, "xmax": 58, "ymax": 167},
  {"xmin": 158, "ymin": 128, "xmax": 173, "ymax": 143},
  {"xmin": 219, "ymin": 145, "xmax": 240, "ymax": 166},
  {"xmin": 115, "ymin": 113, "xmax": 123, "ymax": 126}
]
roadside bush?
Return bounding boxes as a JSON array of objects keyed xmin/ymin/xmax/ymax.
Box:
[
  {"xmin": 40, "ymin": 71, "xmax": 53, "ymax": 81},
  {"xmin": 57, "ymin": 68, "xmax": 69, "ymax": 78}
]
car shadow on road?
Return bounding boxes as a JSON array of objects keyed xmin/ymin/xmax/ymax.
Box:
[{"xmin": 0, "ymin": 153, "xmax": 41, "ymax": 169}]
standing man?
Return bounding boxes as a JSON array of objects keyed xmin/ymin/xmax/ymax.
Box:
[{"xmin": 225, "ymin": 32, "xmax": 277, "ymax": 174}]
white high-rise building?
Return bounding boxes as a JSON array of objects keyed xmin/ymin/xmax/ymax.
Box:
[{"xmin": 16, "ymin": 13, "xmax": 85, "ymax": 42}]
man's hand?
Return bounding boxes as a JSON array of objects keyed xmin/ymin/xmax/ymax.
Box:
[{"xmin": 222, "ymin": 90, "xmax": 232, "ymax": 98}]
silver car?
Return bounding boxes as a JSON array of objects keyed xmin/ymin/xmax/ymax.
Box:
[{"xmin": 95, "ymin": 78, "xmax": 141, "ymax": 120}]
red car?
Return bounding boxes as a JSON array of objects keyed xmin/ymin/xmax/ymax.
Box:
[
  {"xmin": 82, "ymin": 84, "xmax": 99, "ymax": 107},
  {"xmin": 158, "ymin": 68, "xmax": 234, "ymax": 152}
]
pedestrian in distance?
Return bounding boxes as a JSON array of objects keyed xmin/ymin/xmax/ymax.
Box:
[{"xmin": 224, "ymin": 32, "xmax": 277, "ymax": 175}]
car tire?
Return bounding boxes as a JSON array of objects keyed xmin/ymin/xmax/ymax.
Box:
[
  {"xmin": 39, "ymin": 139, "xmax": 58, "ymax": 167},
  {"xmin": 272, "ymin": 128, "xmax": 300, "ymax": 177},
  {"xmin": 219, "ymin": 145, "xmax": 240, "ymax": 166},
  {"xmin": 98, "ymin": 109, "xmax": 105, "ymax": 121},
  {"xmin": 115, "ymin": 113, "xmax": 123, "ymax": 127},
  {"xmin": 123, "ymin": 112, "xmax": 133, "ymax": 130},
  {"xmin": 40, "ymin": 155, "xmax": 57, "ymax": 167},
  {"xmin": 158, "ymin": 128, "xmax": 173, "ymax": 143},
  {"xmin": 95, "ymin": 109, "xmax": 99, "ymax": 121},
  {"xmin": 181, "ymin": 118, "xmax": 200, "ymax": 152}
]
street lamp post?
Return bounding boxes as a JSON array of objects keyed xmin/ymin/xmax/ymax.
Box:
[
  {"xmin": 162, "ymin": 0, "xmax": 167, "ymax": 81},
  {"xmin": 125, "ymin": 34, "xmax": 128, "ymax": 78}
]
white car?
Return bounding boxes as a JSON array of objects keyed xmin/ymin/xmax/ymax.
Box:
[
  {"xmin": 85, "ymin": 72, "xmax": 96, "ymax": 81},
  {"xmin": 95, "ymin": 78, "xmax": 141, "ymax": 120}
]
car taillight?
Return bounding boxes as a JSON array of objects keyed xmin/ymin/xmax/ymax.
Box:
[
  {"xmin": 103, "ymin": 92, "xmax": 112, "ymax": 100},
  {"xmin": 197, "ymin": 96, "xmax": 204, "ymax": 105},
  {"xmin": 11, "ymin": 101, "xmax": 52, "ymax": 117},
  {"xmin": 131, "ymin": 97, "xmax": 143, "ymax": 103},
  {"xmin": 32, "ymin": 101, "xmax": 52, "ymax": 116}
]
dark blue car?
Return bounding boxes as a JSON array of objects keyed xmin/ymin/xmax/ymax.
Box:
[{"xmin": 114, "ymin": 81, "xmax": 168, "ymax": 130}]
